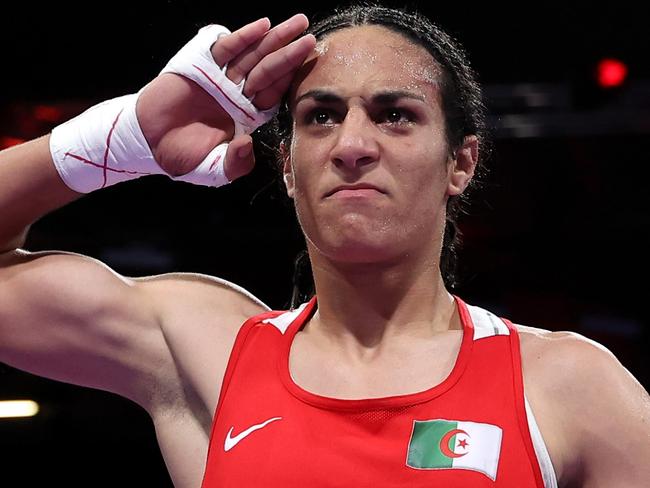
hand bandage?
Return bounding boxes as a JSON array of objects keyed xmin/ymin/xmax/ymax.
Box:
[
  {"xmin": 49, "ymin": 23, "xmax": 275, "ymax": 193},
  {"xmin": 49, "ymin": 90, "xmax": 230, "ymax": 193},
  {"xmin": 159, "ymin": 24, "xmax": 279, "ymax": 136}
]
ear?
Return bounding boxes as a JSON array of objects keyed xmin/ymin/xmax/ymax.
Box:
[
  {"xmin": 280, "ymin": 141, "xmax": 295, "ymax": 199},
  {"xmin": 446, "ymin": 135, "xmax": 479, "ymax": 196}
]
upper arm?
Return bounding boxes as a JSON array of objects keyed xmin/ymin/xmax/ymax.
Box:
[
  {"xmin": 0, "ymin": 249, "xmax": 271, "ymax": 414},
  {"xmin": 134, "ymin": 272, "xmax": 270, "ymax": 416},
  {"xmin": 0, "ymin": 249, "xmax": 166, "ymax": 408},
  {"xmin": 548, "ymin": 332, "xmax": 650, "ymax": 487}
]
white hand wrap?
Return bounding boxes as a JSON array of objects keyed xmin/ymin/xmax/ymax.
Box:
[
  {"xmin": 159, "ymin": 24, "xmax": 279, "ymax": 136},
  {"xmin": 49, "ymin": 92, "xmax": 164, "ymax": 193},
  {"xmin": 49, "ymin": 23, "xmax": 276, "ymax": 193}
]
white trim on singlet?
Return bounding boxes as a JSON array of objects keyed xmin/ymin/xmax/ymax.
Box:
[
  {"xmin": 263, "ymin": 300, "xmax": 559, "ymax": 487},
  {"xmin": 465, "ymin": 303, "xmax": 511, "ymax": 340},
  {"xmin": 261, "ymin": 302, "xmax": 309, "ymax": 334},
  {"xmin": 467, "ymin": 303, "xmax": 558, "ymax": 487},
  {"xmin": 525, "ymin": 394, "xmax": 559, "ymax": 488}
]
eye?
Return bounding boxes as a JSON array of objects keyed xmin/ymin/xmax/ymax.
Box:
[
  {"xmin": 315, "ymin": 111, "xmax": 331, "ymax": 124},
  {"xmin": 305, "ymin": 108, "xmax": 339, "ymax": 125},
  {"xmin": 380, "ymin": 108, "xmax": 415, "ymax": 125}
]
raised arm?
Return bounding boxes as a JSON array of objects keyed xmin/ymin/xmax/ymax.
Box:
[{"xmin": 0, "ymin": 15, "xmax": 315, "ymax": 410}]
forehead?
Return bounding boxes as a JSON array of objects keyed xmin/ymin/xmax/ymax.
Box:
[{"xmin": 290, "ymin": 25, "xmax": 441, "ymax": 103}]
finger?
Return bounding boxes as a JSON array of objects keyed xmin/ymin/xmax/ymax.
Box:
[
  {"xmin": 250, "ymin": 71, "xmax": 294, "ymax": 110},
  {"xmin": 212, "ymin": 17, "xmax": 271, "ymax": 67},
  {"xmin": 244, "ymin": 34, "xmax": 316, "ymax": 100},
  {"xmin": 223, "ymin": 135, "xmax": 256, "ymax": 181},
  {"xmin": 226, "ymin": 13, "xmax": 309, "ymax": 84}
]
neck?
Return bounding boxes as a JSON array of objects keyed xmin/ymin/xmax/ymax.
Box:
[{"xmin": 304, "ymin": 244, "xmax": 460, "ymax": 360}]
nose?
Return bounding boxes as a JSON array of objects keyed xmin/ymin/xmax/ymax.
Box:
[{"xmin": 330, "ymin": 109, "xmax": 379, "ymax": 170}]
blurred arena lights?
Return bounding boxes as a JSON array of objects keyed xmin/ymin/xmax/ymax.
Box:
[
  {"xmin": 0, "ymin": 400, "xmax": 40, "ymax": 418},
  {"xmin": 0, "ymin": 136, "xmax": 25, "ymax": 150},
  {"xmin": 597, "ymin": 58, "xmax": 628, "ymax": 88}
]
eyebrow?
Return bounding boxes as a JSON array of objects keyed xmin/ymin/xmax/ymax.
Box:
[{"xmin": 293, "ymin": 89, "xmax": 426, "ymax": 107}]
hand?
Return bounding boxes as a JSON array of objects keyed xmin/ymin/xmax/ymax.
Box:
[{"xmin": 137, "ymin": 15, "xmax": 316, "ymax": 181}]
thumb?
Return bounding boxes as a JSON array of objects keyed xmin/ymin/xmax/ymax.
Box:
[{"xmin": 223, "ymin": 135, "xmax": 256, "ymax": 181}]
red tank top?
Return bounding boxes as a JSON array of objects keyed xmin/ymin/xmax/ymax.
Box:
[{"xmin": 200, "ymin": 295, "xmax": 548, "ymax": 487}]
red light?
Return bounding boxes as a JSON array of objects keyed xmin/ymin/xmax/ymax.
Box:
[
  {"xmin": 0, "ymin": 136, "xmax": 25, "ymax": 149},
  {"xmin": 33, "ymin": 105, "xmax": 64, "ymax": 123},
  {"xmin": 597, "ymin": 58, "xmax": 628, "ymax": 88}
]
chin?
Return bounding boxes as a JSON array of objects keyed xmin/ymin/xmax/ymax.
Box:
[
  {"xmin": 329, "ymin": 248, "xmax": 390, "ymax": 265},
  {"xmin": 309, "ymin": 234, "xmax": 403, "ymax": 265},
  {"xmin": 300, "ymin": 210, "xmax": 415, "ymax": 264}
]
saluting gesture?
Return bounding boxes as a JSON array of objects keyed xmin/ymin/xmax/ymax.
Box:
[{"xmin": 137, "ymin": 15, "xmax": 316, "ymax": 180}]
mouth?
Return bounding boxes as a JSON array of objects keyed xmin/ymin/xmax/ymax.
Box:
[{"xmin": 324, "ymin": 183, "xmax": 386, "ymax": 198}]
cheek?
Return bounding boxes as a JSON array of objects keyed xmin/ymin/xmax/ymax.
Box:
[
  {"xmin": 289, "ymin": 134, "xmax": 329, "ymax": 192},
  {"xmin": 288, "ymin": 162, "xmax": 317, "ymax": 213},
  {"xmin": 392, "ymin": 143, "xmax": 449, "ymax": 197}
]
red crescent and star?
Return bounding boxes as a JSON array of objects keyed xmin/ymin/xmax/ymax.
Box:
[{"xmin": 439, "ymin": 428, "xmax": 470, "ymax": 458}]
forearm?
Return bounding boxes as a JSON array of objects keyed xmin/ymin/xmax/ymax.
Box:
[{"xmin": 0, "ymin": 134, "xmax": 82, "ymax": 253}]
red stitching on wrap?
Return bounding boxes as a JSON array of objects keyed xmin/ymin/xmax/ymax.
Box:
[
  {"xmin": 64, "ymin": 110, "xmax": 155, "ymax": 188},
  {"xmin": 192, "ymin": 64, "xmax": 256, "ymax": 121},
  {"xmin": 208, "ymin": 153, "xmax": 222, "ymax": 172},
  {"xmin": 101, "ymin": 107, "xmax": 123, "ymax": 187}
]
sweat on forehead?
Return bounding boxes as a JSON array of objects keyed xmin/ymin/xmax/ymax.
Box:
[
  {"xmin": 318, "ymin": 25, "xmax": 439, "ymax": 76},
  {"xmin": 290, "ymin": 25, "xmax": 442, "ymax": 104}
]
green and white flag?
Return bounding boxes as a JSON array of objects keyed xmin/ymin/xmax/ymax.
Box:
[{"xmin": 406, "ymin": 419, "xmax": 503, "ymax": 481}]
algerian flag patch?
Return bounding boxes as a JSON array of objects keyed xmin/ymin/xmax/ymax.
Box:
[{"xmin": 406, "ymin": 419, "xmax": 503, "ymax": 481}]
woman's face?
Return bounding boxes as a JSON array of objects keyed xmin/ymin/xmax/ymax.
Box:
[{"xmin": 284, "ymin": 25, "xmax": 475, "ymax": 265}]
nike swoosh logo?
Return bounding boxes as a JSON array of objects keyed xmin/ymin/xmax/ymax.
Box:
[{"xmin": 224, "ymin": 416, "xmax": 283, "ymax": 452}]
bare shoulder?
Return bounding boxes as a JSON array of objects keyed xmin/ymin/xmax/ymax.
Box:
[
  {"xmin": 513, "ymin": 322, "xmax": 594, "ymax": 364},
  {"xmin": 133, "ymin": 271, "xmax": 271, "ymax": 363},
  {"xmin": 513, "ymin": 322, "xmax": 629, "ymax": 379},
  {"xmin": 513, "ymin": 321, "xmax": 632, "ymax": 401},
  {"xmin": 514, "ymin": 322, "xmax": 650, "ymax": 487},
  {"xmin": 135, "ymin": 273, "xmax": 269, "ymax": 323},
  {"xmin": 132, "ymin": 272, "xmax": 272, "ymax": 416},
  {"xmin": 514, "ymin": 322, "xmax": 574, "ymax": 342}
]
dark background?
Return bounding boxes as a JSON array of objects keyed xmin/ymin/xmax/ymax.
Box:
[{"xmin": 1, "ymin": 1, "xmax": 648, "ymax": 486}]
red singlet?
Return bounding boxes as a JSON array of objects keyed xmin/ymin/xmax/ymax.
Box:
[{"xmin": 200, "ymin": 295, "xmax": 555, "ymax": 487}]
